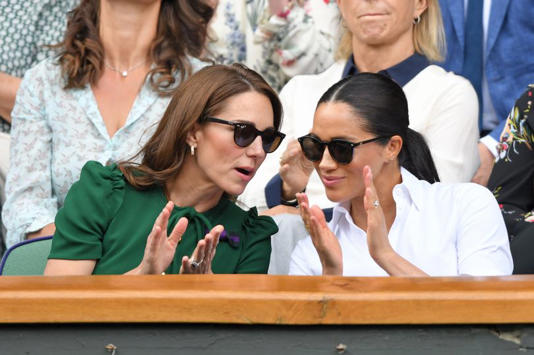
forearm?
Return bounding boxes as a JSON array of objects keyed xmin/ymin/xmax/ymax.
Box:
[
  {"xmin": 26, "ymin": 223, "xmax": 56, "ymax": 240},
  {"xmin": 0, "ymin": 72, "xmax": 22, "ymax": 122},
  {"xmin": 373, "ymin": 250, "xmax": 428, "ymax": 277}
]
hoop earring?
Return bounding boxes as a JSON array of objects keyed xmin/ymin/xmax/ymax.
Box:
[
  {"xmin": 190, "ymin": 145, "xmax": 196, "ymax": 156},
  {"xmin": 413, "ymin": 15, "xmax": 421, "ymax": 25}
]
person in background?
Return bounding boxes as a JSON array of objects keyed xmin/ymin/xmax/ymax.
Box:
[
  {"xmin": 290, "ymin": 73, "xmax": 512, "ymax": 276},
  {"xmin": 439, "ymin": 0, "xmax": 534, "ymax": 186},
  {"xmin": 3, "ymin": 0, "xmax": 212, "ymax": 249},
  {"xmin": 0, "ymin": 0, "xmax": 80, "ymax": 255},
  {"xmin": 239, "ymin": 0, "xmax": 479, "ymax": 214},
  {"xmin": 208, "ymin": 0, "xmax": 339, "ymax": 91},
  {"xmin": 44, "ymin": 64, "xmax": 285, "ymax": 275},
  {"xmin": 487, "ymin": 85, "xmax": 534, "ymax": 274}
]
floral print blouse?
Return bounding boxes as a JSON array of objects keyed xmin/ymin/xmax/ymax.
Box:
[
  {"xmin": 209, "ymin": 0, "xmax": 339, "ymax": 91},
  {"xmin": 488, "ymin": 84, "xmax": 534, "ymax": 239},
  {"xmin": 2, "ymin": 58, "xmax": 205, "ymax": 248}
]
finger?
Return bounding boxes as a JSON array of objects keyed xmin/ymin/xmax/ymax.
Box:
[
  {"xmin": 160, "ymin": 201, "xmax": 174, "ymax": 237},
  {"xmin": 296, "ymin": 193, "xmax": 312, "ymax": 231},
  {"xmin": 192, "ymin": 240, "xmax": 206, "ymax": 273},
  {"xmin": 145, "ymin": 225, "xmax": 162, "ymax": 259},
  {"xmin": 362, "ymin": 165, "xmax": 379, "ymax": 211},
  {"xmin": 168, "ymin": 217, "xmax": 188, "ymax": 247},
  {"xmin": 310, "ymin": 205, "xmax": 328, "ymax": 229},
  {"xmin": 206, "ymin": 226, "xmax": 222, "ymax": 269},
  {"xmin": 181, "ymin": 255, "xmax": 191, "ymax": 274},
  {"xmin": 153, "ymin": 202, "xmax": 171, "ymax": 232},
  {"xmin": 201, "ymin": 233, "xmax": 215, "ymax": 273}
]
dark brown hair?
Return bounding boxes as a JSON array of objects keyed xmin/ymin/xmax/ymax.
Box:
[
  {"xmin": 119, "ymin": 63, "xmax": 283, "ymax": 189},
  {"xmin": 56, "ymin": 0, "xmax": 213, "ymax": 94}
]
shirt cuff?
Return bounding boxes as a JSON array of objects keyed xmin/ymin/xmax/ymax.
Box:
[{"xmin": 480, "ymin": 135, "xmax": 499, "ymax": 158}]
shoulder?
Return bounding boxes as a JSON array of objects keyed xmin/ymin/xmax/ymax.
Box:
[
  {"xmin": 405, "ymin": 65, "xmax": 478, "ymax": 116},
  {"xmin": 416, "ymin": 179, "xmax": 497, "ymax": 213},
  {"xmin": 20, "ymin": 58, "xmax": 64, "ymax": 89},
  {"xmin": 409, "ymin": 65, "xmax": 476, "ymax": 96},
  {"xmin": 281, "ymin": 61, "xmax": 345, "ymax": 96},
  {"xmin": 188, "ymin": 57, "xmax": 210, "ymax": 73}
]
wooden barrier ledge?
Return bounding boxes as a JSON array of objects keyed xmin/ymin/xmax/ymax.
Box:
[{"xmin": 1, "ymin": 274, "xmax": 534, "ymax": 324}]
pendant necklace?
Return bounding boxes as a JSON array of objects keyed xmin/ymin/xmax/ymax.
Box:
[{"xmin": 104, "ymin": 59, "xmax": 146, "ymax": 78}]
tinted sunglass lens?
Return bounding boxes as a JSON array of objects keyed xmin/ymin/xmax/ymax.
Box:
[
  {"xmin": 329, "ymin": 141, "xmax": 353, "ymax": 164},
  {"xmin": 234, "ymin": 124, "xmax": 256, "ymax": 147},
  {"xmin": 300, "ymin": 137, "xmax": 324, "ymax": 161}
]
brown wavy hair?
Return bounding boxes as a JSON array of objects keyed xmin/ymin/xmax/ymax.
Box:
[
  {"xmin": 56, "ymin": 0, "xmax": 213, "ymax": 95},
  {"xmin": 119, "ymin": 63, "xmax": 283, "ymax": 189}
]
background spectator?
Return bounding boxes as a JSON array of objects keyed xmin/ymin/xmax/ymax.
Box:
[
  {"xmin": 439, "ymin": 0, "xmax": 534, "ymax": 185},
  {"xmin": 239, "ymin": 0, "xmax": 479, "ymax": 213},
  {"xmin": 2, "ymin": 0, "xmax": 212, "ymax": 249},
  {"xmin": 209, "ymin": 0, "xmax": 339, "ymax": 91},
  {"xmin": 487, "ymin": 85, "xmax": 534, "ymax": 274}
]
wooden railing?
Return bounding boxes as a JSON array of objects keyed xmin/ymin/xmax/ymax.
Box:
[{"xmin": 1, "ymin": 275, "xmax": 534, "ymax": 324}]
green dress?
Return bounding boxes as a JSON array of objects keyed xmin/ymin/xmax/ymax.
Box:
[{"xmin": 48, "ymin": 161, "xmax": 278, "ymax": 274}]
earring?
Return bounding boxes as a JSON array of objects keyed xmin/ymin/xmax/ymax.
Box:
[
  {"xmin": 190, "ymin": 145, "xmax": 196, "ymax": 156},
  {"xmin": 413, "ymin": 15, "xmax": 421, "ymax": 25}
]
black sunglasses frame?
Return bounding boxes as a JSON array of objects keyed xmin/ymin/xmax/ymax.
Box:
[
  {"xmin": 203, "ymin": 117, "xmax": 285, "ymax": 153},
  {"xmin": 298, "ymin": 134, "xmax": 390, "ymax": 165}
]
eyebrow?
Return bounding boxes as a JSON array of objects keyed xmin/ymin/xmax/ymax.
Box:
[{"xmin": 309, "ymin": 132, "xmax": 360, "ymax": 142}]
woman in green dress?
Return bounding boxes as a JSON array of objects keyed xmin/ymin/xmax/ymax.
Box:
[{"xmin": 44, "ymin": 64, "xmax": 285, "ymax": 275}]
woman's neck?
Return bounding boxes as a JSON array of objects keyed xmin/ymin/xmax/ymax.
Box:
[
  {"xmin": 165, "ymin": 158, "xmax": 224, "ymax": 213},
  {"xmin": 351, "ymin": 31, "xmax": 415, "ymax": 73},
  {"xmin": 99, "ymin": 0, "xmax": 160, "ymax": 70},
  {"xmin": 350, "ymin": 166, "xmax": 402, "ymax": 232}
]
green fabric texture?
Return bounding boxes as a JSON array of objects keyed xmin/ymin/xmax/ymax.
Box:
[{"xmin": 49, "ymin": 161, "xmax": 278, "ymax": 274}]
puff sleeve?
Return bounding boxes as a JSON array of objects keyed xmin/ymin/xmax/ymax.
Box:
[{"xmin": 48, "ymin": 161, "xmax": 125, "ymax": 260}]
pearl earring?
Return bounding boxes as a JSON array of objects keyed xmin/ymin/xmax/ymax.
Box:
[{"xmin": 190, "ymin": 145, "xmax": 196, "ymax": 156}]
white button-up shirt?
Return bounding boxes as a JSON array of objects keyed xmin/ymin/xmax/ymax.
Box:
[{"xmin": 289, "ymin": 168, "xmax": 513, "ymax": 276}]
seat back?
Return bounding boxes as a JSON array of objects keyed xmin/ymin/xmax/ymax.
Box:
[{"xmin": 0, "ymin": 236, "xmax": 53, "ymax": 276}]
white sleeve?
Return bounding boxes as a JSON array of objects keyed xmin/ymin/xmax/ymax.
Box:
[
  {"xmin": 422, "ymin": 74, "xmax": 480, "ymax": 182},
  {"xmin": 456, "ymin": 184, "xmax": 513, "ymax": 276},
  {"xmin": 2, "ymin": 64, "xmax": 57, "ymax": 247},
  {"xmin": 289, "ymin": 236, "xmax": 322, "ymax": 276}
]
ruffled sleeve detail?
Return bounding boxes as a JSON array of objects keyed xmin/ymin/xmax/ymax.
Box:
[
  {"xmin": 236, "ymin": 207, "xmax": 278, "ymax": 274},
  {"xmin": 48, "ymin": 161, "xmax": 126, "ymax": 260}
]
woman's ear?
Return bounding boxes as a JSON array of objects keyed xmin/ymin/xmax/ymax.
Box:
[
  {"xmin": 385, "ymin": 135, "xmax": 403, "ymax": 161},
  {"xmin": 414, "ymin": 0, "xmax": 428, "ymax": 18},
  {"xmin": 186, "ymin": 123, "xmax": 201, "ymax": 148}
]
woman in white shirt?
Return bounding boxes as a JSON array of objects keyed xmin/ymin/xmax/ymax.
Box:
[
  {"xmin": 289, "ymin": 73, "xmax": 512, "ymax": 276},
  {"xmin": 239, "ymin": 0, "xmax": 480, "ymax": 212}
]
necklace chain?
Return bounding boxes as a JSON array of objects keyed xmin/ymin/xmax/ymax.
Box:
[{"xmin": 104, "ymin": 59, "xmax": 146, "ymax": 78}]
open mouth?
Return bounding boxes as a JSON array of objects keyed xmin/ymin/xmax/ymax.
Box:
[{"xmin": 236, "ymin": 167, "xmax": 252, "ymax": 176}]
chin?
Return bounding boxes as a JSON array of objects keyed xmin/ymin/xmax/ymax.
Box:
[
  {"xmin": 324, "ymin": 189, "xmax": 347, "ymax": 203},
  {"xmin": 222, "ymin": 184, "xmax": 246, "ymax": 197}
]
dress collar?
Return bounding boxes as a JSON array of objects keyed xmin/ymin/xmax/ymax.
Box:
[{"xmin": 341, "ymin": 53, "xmax": 430, "ymax": 87}]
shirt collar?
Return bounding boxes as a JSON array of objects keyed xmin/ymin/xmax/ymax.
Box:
[
  {"xmin": 330, "ymin": 167, "xmax": 425, "ymax": 222},
  {"xmin": 341, "ymin": 53, "xmax": 430, "ymax": 87},
  {"xmin": 395, "ymin": 167, "xmax": 424, "ymax": 211}
]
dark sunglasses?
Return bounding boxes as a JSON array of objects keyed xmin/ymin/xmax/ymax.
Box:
[
  {"xmin": 203, "ymin": 117, "xmax": 285, "ymax": 153},
  {"xmin": 298, "ymin": 134, "xmax": 390, "ymax": 165}
]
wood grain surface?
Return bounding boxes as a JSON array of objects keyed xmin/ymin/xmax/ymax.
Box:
[{"xmin": 1, "ymin": 274, "xmax": 534, "ymax": 324}]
